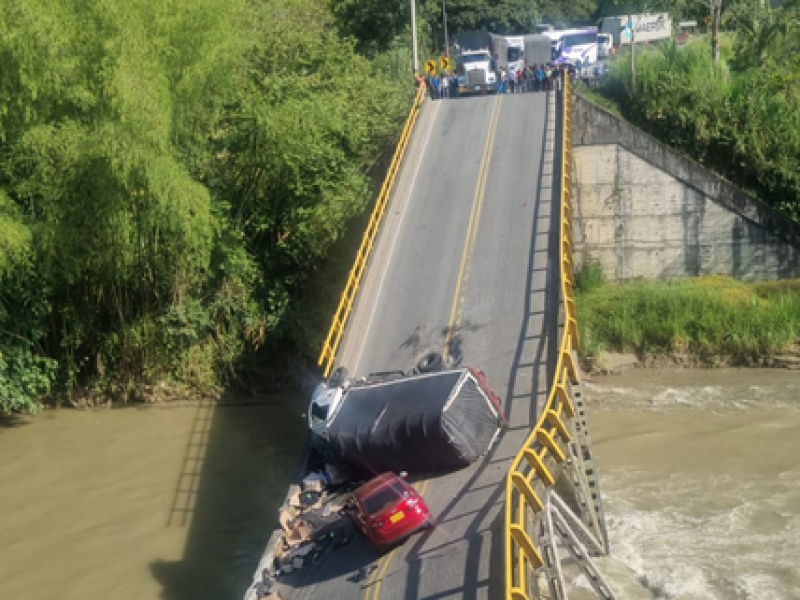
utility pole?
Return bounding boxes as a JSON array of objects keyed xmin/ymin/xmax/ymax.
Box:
[
  {"xmin": 710, "ymin": 0, "xmax": 722, "ymax": 67},
  {"xmin": 628, "ymin": 14, "xmax": 636, "ymax": 93},
  {"xmin": 442, "ymin": 0, "xmax": 449, "ymax": 56},
  {"xmin": 411, "ymin": 0, "xmax": 419, "ymax": 73}
]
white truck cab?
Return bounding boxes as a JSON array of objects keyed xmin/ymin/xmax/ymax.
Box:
[{"xmin": 457, "ymin": 50, "xmax": 497, "ymax": 94}]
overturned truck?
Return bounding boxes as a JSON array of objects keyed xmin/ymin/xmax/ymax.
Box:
[{"xmin": 316, "ymin": 367, "xmax": 506, "ymax": 475}]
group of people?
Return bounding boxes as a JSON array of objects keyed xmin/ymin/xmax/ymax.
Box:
[
  {"xmin": 497, "ymin": 64, "xmax": 565, "ymax": 94},
  {"xmin": 417, "ymin": 71, "xmax": 459, "ymax": 100},
  {"xmin": 415, "ymin": 62, "xmax": 584, "ymax": 100}
]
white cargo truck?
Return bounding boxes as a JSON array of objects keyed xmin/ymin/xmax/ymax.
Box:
[
  {"xmin": 455, "ymin": 31, "xmax": 507, "ymax": 95},
  {"xmin": 506, "ymin": 36, "xmax": 525, "ymax": 73},
  {"xmin": 601, "ymin": 13, "xmax": 672, "ymax": 47}
]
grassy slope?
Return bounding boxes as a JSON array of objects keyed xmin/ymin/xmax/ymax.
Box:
[{"xmin": 576, "ymin": 269, "xmax": 800, "ymax": 364}]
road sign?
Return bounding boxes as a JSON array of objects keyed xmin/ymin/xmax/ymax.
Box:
[
  {"xmin": 704, "ymin": 15, "xmax": 712, "ymax": 26},
  {"xmin": 440, "ymin": 57, "xmax": 450, "ymax": 72},
  {"xmin": 425, "ymin": 60, "xmax": 437, "ymax": 75}
]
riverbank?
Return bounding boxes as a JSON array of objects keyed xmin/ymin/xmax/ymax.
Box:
[
  {"xmin": 582, "ymin": 350, "xmax": 800, "ymax": 377},
  {"xmin": 575, "ymin": 268, "xmax": 800, "ymax": 373}
]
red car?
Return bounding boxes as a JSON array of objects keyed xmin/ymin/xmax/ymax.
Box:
[{"xmin": 351, "ymin": 472, "xmax": 433, "ymax": 551}]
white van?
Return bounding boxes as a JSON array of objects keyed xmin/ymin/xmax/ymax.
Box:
[{"xmin": 597, "ymin": 33, "xmax": 613, "ymax": 58}]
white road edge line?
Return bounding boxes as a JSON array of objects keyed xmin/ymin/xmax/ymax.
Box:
[{"xmin": 351, "ymin": 100, "xmax": 442, "ymax": 375}]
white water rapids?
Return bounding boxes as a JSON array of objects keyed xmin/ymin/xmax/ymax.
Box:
[{"xmin": 579, "ymin": 368, "xmax": 800, "ymax": 600}]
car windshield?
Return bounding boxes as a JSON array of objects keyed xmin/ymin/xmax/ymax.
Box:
[
  {"xmin": 508, "ymin": 48, "xmax": 522, "ymax": 62},
  {"xmin": 362, "ymin": 482, "xmax": 406, "ymax": 514}
]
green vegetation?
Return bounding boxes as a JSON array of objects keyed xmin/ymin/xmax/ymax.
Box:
[
  {"xmin": 0, "ymin": 0, "xmax": 417, "ymax": 413},
  {"xmin": 576, "ymin": 265, "xmax": 800, "ymax": 364},
  {"xmin": 2, "ymin": 0, "xmax": 796, "ymax": 412},
  {"xmin": 591, "ymin": 1, "xmax": 800, "ymax": 221}
]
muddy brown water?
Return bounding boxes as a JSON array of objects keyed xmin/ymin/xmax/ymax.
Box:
[
  {"xmin": 0, "ymin": 398, "xmax": 307, "ymax": 600},
  {"xmin": 1, "ymin": 370, "xmax": 798, "ymax": 600},
  {"xmin": 585, "ymin": 368, "xmax": 800, "ymax": 600}
]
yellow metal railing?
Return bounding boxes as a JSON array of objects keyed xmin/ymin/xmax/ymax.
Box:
[
  {"xmin": 318, "ymin": 84, "xmax": 426, "ymax": 377},
  {"xmin": 505, "ymin": 74, "xmax": 580, "ymax": 599}
]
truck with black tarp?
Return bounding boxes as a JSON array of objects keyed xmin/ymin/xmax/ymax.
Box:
[{"xmin": 314, "ymin": 367, "xmax": 506, "ymax": 475}]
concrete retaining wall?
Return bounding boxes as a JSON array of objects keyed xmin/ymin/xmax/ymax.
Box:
[{"xmin": 571, "ymin": 95, "xmax": 800, "ymax": 281}]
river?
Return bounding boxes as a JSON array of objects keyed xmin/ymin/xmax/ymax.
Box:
[
  {"xmin": 0, "ymin": 371, "xmax": 797, "ymax": 600},
  {"xmin": 0, "ymin": 397, "xmax": 307, "ymax": 600},
  {"xmin": 586, "ymin": 368, "xmax": 800, "ymax": 600}
]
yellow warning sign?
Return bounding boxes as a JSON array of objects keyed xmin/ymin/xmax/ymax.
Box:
[
  {"xmin": 440, "ymin": 57, "xmax": 450, "ymax": 72},
  {"xmin": 425, "ymin": 60, "xmax": 437, "ymax": 75}
]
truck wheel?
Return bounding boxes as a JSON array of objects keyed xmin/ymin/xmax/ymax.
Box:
[
  {"xmin": 416, "ymin": 352, "xmax": 444, "ymax": 373},
  {"xmin": 327, "ymin": 366, "xmax": 348, "ymax": 388}
]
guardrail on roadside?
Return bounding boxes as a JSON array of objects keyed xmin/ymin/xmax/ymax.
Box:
[
  {"xmin": 317, "ymin": 84, "xmax": 427, "ymax": 377},
  {"xmin": 504, "ymin": 74, "xmax": 584, "ymax": 599}
]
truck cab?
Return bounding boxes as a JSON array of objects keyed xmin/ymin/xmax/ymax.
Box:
[{"xmin": 457, "ymin": 51, "xmax": 497, "ymax": 94}]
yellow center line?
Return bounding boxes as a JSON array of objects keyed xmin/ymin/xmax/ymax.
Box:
[
  {"xmin": 365, "ymin": 95, "xmax": 504, "ymax": 600},
  {"xmin": 443, "ymin": 94, "xmax": 503, "ymax": 358}
]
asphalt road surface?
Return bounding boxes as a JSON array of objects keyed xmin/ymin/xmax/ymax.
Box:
[{"xmin": 277, "ymin": 89, "xmax": 562, "ymax": 600}]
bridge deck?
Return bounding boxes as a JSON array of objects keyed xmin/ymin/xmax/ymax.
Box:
[{"xmin": 276, "ymin": 90, "xmax": 560, "ymax": 600}]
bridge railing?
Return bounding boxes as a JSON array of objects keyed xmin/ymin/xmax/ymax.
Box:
[
  {"xmin": 504, "ymin": 74, "xmax": 582, "ymax": 600},
  {"xmin": 317, "ymin": 84, "xmax": 426, "ymax": 377}
]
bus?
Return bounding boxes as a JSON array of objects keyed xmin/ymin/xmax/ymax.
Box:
[{"xmin": 544, "ymin": 28, "xmax": 599, "ymax": 65}]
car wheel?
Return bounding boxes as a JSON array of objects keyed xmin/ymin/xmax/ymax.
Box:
[
  {"xmin": 416, "ymin": 351, "xmax": 444, "ymax": 373},
  {"xmin": 327, "ymin": 366, "xmax": 348, "ymax": 388}
]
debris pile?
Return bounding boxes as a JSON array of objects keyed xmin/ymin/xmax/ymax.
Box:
[{"xmin": 254, "ymin": 464, "xmax": 358, "ymax": 596}]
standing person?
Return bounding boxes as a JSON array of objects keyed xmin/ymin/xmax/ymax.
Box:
[
  {"xmin": 535, "ymin": 64, "xmax": 545, "ymax": 92},
  {"xmin": 500, "ymin": 68, "xmax": 507, "ymax": 94},
  {"xmin": 425, "ymin": 74, "xmax": 434, "ymax": 99},
  {"xmin": 440, "ymin": 71, "xmax": 449, "ymax": 99},
  {"xmin": 508, "ymin": 67, "xmax": 516, "ymax": 94},
  {"xmin": 450, "ymin": 71, "xmax": 459, "ymax": 98},
  {"xmin": 432, "ymin": 74, "xmax": 440, "ymax": 99},
  {"xmin": 551, "ymin": 64, "xmax": 560, "ymax": 92},
  {"xmin": 516, "ymin": 68, "xmax": 523, "ymax": 93},
  {"xmin": 526, "ymin": 65, "xmax": 534, "ymax": 92},
  {"xmin": 545, "ymin": 64, "xmax": 552, "ymax": 91}
]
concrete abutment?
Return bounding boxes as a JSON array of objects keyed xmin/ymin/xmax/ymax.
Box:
[{"xmin": 571, "ymin": 94, "xmax": 800, "ymax": 281}]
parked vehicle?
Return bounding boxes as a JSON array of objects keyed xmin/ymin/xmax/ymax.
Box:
[
  {"xmin": 597, "ymin": 33, "xmax": 613, "ymax": 58},
  {"xmin": 523, "ymin": 34, "xmax": 552, "ymax": 67},
  {"xmin": 506, "ymin": 34, "xmax": 551, "ymax": 72},
  {"xmin": 310, "ymin": 359, "xmax": 506, "ymax": 475},
  {"xmin": 506, "ymin": 36, "xmax": 525, "ymax": 73},
  {"xmin": 454, "ymin": 31, "xmax": 508, "ymax": 94},
  {"xmin": 350, "ymin": 472, "xmax": 432, "ymax": 552},
  {"xmin": 545, "ymin": 28, "xmax": 599, "ymax": 65},
  {"xmin": 600, "ymin": 13, "xmax": 672, "ymax": 47}
]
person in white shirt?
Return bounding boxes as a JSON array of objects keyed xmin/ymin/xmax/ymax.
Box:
[{"xmin": 440, "ymin": 72, "xmax": 449, "ymax": 99}]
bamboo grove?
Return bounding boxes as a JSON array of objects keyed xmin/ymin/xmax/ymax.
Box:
[{"xmin": 0, "ymin": 0, "xmax": 416, "ymax": 411}]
